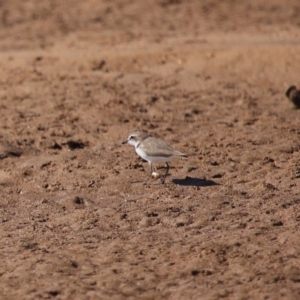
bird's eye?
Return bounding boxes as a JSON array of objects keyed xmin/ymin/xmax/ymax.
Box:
[{"xmin": 129, "ymin": 136, "xmax": 133, "ymax": 140}]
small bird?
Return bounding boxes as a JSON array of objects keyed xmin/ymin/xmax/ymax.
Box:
[
  {"xmin": 285, "ymin": 85, "xmax": 300, "ymax": 108},
  {"xmin": 122, "ymin": 131, "xmax": 188, "ymax": 184}
]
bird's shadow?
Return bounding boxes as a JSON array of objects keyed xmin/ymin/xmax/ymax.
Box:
[{"xmin": 172, "ymin": 177, "xmax": 219, "ymax": 187}]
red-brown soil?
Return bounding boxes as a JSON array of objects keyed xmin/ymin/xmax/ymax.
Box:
[{"xmin": 1, "ymin": 1, "xmax": 300, "ymax": 299}]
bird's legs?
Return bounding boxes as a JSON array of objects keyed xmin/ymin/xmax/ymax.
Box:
[
  {"xmin": 143, "ymin": 162, "xmax": 153, "ymax": 185},
  {"xmin": 161, "ymin": 162, "xmax": 169, "ymax": 184},
  {"xmin": 143, "ymin": 162, "xmax": 170, "ymax": 185}
]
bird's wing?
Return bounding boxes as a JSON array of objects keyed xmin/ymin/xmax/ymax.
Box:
[{"xmin": 140, "ymin": 137, "xmax": 187, "ymax": 157}]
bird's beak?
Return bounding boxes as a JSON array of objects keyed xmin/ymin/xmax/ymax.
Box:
[{"xmin": 122, "ymin": 140, "xmax": 128, "ymax": 144}]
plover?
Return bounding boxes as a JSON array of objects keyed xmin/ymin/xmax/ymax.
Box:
[
  {"xmin": 285, "ymin": 85, "xmax": 300, "ymax": 108},
  {"xmin": 122, "ymin": 131, "xmax": 188, "ymax": 184}
]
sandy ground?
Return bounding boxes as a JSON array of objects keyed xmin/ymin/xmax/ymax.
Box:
[{"xmin": 1, "ymin": 1, "xmax": 300, "ymax": 299}]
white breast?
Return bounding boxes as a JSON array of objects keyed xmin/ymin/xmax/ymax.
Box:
[{"xmin": 136, "ymin": 146, "xmax": 150, "ymax": 162}]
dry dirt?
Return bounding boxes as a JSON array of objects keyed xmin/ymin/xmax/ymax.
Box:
[{"xmin": 1, "ymin": 1, "xmax": 300, "ymax": 299}]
